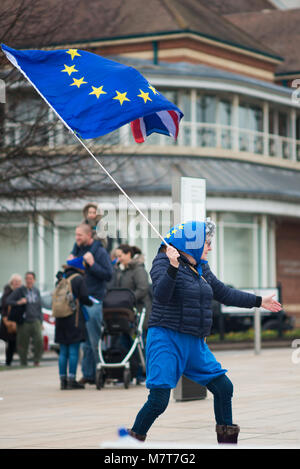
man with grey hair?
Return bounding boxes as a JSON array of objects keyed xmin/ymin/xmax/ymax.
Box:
[
  {"xmin": 0, "ymin": 273, "xmax": 23, "ymax": 365},
  {"xmin": 6, "ymin": 271, "xmax": 43, "ymax": 366}
]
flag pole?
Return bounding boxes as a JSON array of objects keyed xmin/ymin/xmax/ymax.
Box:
[{"xmin": 72, "ymin": 132, "xmax": 169, "ymax": 246}]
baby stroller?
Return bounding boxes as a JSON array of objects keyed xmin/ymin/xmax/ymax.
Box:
[{"xmin": 96, "ymin": 288, "xmax": 146, "ymax": 389}]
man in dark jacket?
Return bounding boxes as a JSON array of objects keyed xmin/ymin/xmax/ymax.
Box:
[
  {"xmin": 6, "ymin": 271, "xmax": 43, "ymax": 366},
  {"xmin": 68, "ymin": 223, "xmax": 113, "ymax": 385}
]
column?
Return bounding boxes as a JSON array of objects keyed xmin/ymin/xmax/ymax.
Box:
[
  {"xmin": 28, "ymin": 217, "xmax": 34, "ymax": 271},
  {"xmin": 232, "ymin": 94, "xmax": 239, "ymax": 151},
  {"xmin": 218, "ymin": 216, "xmax": 225, "ymax": 282},
  {"xmin": 191, "ymin": 89, "xmax": 197, "ymax": 148},
  {"xmin": 209, "ymin": 211, "xmax": 218, "ymax": 274},
  {"xmin": 290, "ymin": 108, "xmax": 296, "ymax": 161},
  {"xmin": 53, "ymin": 224, "xmax": 60, "ymax": 276},
  {"xmin": 263, "ymin": 101, "xmax": 269, "ymax": 156},
  {"xmin": 260, "ymin": 215, "xmax": 268, "ymax": 288},
  {"xmin": 269, "ymin": 219, "xmax": 277, "ymax": 287},
  {"xmin": 38, "ymin": 214, "xmax": 45, "ymax": 291}
]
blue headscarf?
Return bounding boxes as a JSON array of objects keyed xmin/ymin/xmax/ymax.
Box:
[
  {"xmin": 162, "ymin": 220, "xmax": 207, "ymax": 275},
  {"xmin": 66, "ymin": 256, "xmax": 86, "ymax": 271}
]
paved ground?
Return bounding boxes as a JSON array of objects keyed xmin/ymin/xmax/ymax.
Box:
[{"xmin": 1, "ymin": 340, "xmax": 300, "ymax": 449}]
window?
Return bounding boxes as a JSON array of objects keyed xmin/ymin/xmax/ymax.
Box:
[
  {"xmin": 219, "ymin": 213, "xmax": 258, "ymax": 289},
  {"xmin": 238, "ymin": 103, "xmax": 263, "ymax": 153},
  {"xmin": 196, "ymin": 95, "xmax": 217, "ymax": 147}
]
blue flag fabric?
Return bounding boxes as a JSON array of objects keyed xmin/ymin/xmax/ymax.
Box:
[{"xmin": 1, "ymin": 44, "xmax": 183, "ymax": 142}]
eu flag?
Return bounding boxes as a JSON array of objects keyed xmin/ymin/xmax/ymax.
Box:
[{"xmin": 1, "ymin": 44, "xmax": 183, "ymax": 143}]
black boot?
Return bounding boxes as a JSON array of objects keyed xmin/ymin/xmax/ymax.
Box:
[
  {"xmin": 216, "ymin": 424, "xmax": 240, "ymax": 444},
  {"xmin": 67, "ymin": 377, "xmax": 85, "ymax": 389},
  {"xmin": 60, "ymin": 377, "xmax": 68, "ymax": 390},
  {"xmin": 127, "ymin": 429, "xmax": 146, "ymax": 442}
]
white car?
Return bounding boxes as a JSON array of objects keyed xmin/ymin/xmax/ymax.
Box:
[{"xmin": 41, "ymin": 291, "xmax": 59, "ymax": 352}]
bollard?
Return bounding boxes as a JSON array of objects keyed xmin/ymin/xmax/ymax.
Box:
[{"xmin": 254, "ymin": 306, "xmax": 261, "ymax": 355}]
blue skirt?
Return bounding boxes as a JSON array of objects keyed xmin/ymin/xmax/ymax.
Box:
[{"xmin": 146, "ymin": 326, "xmax": 227, "ymax": 389}]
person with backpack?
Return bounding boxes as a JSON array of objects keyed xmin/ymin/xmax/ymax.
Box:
[{"xmin": 53, "ymin": 257, "xmax": 93, "ymax": 390}]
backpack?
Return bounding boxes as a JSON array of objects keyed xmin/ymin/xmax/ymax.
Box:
[{"xmin": 52, "ymin": 273, "xmax": 79, "ymax": 318}]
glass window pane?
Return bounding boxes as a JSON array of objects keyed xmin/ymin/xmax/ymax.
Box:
[
  {"xmin": 0, "ymin": 227, "xmax": 28, "ymax": 292},
  {"xmin": 181, "ymin": 91, "xmax": 191, "ymax": 122},
  {"xmin": 223, "ymin": 226, "xmax": 254, "ymax": 288},
  {"xmin": 278, "ymin": 112, "xmax": 288, "ymax": 137},
  {"xmin": 196, "ymin": 94, "xmax": 216, "ymax": 123},
  {"xmin": 59, "ymin": 226, "xmax": 77, "ymax": 264},
  {"xmin": 219, "ymin": 100, "xmax": 231, "ymax": 126}
]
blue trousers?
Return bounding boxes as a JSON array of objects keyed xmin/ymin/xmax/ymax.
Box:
[
  {"xmin": 81, "ymin": 302, "xmax": 102, "ymax": 380},
  {"xmin": 58, "ymin": 342, "xmax": 81, "ymax": 378},
  {"xmin": 131, "ymin": 374, "xmax": 233, "ymax": 436}
]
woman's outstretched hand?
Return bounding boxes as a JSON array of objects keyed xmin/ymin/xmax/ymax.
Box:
[
  {"xmin": 166, "ymin": 245, "xmax": 180, "ymax": 268},
  {"xmin": 261, "ymin": 294, "xmax": 282, "ymax": 312}
]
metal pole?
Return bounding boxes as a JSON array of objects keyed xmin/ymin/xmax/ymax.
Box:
[{"xmin": 254, "ymin": 306, "xmax": 261, "ymax": 355}]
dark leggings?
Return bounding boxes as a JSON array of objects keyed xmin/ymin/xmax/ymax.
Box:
[{"xmin": 131, "ymin": 374, "xmax": 233, "ymax": 436}]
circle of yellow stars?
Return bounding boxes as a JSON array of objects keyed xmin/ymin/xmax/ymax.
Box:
[{"xmin": 61, "ymin": 49, "xmax": 159, "ymax": 105}]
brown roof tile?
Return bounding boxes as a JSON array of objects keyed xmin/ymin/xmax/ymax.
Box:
[
  {"xmin": 201, "ymin": 0, "xmax": 276, "ymax": 15},
  {"xmin": 0, "ymin": 0, "xmax": 280, "ymax": 61},
  {"xmin": 226, "ymin": 8, "xmax": 300, "ymax": 74}
]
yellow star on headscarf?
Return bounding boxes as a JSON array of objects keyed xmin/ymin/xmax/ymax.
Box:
[
  {"xmin": 61, "ymin": 64, "xmax": 78, "ymax": 76},
  {"xmin": 148, "ymin": 84, "xmax": 159, "ymax": 95},
  {"xmin": 70, "ymin": 76, "xmax": 87, "ymax": 88},
  {"xmin": 89, "ymin": 85, "xmax": 107, "ymax": 99},
  {"xmin": 113, "ymin": 90, "xmax": 130, "ymax": 105},
  {"xmin": 137, "ymin": 89, "xmax": 152, "ymax": 103},
  {"xmin": 66, "ymin": 49, "xmax": 81, "ymax": 60}
]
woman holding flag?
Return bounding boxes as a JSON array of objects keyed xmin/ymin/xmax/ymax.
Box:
[{"xmin": 128, "ymin": 220, "xmax": 282, "ymax": 444}]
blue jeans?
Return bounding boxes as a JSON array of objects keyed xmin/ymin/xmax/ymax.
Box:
[
  {"xmin": 81, "ymin": 302, "xmax": 102, "ymax": 380},
  {"xmin": 59, "ymin": 342, "xmax": 81, "ymax": 378},
  {"xmin": 131, "ymin": 374, "xmax": 233, "ymax": 436}
]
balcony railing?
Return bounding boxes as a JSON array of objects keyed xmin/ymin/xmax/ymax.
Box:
[{"xmin": 4, "ymin": 121, "xmax": 300, "ymax": 162}]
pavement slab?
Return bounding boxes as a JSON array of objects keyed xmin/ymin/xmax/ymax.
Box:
[{"xmin": 0, "ymin": 343, "xmax": 300, "ymax": 449}]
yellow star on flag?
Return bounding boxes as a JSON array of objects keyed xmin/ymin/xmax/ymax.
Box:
[
  {"xmin": 148, "ymin": 84, "xmax": 159, "ymax": 95},
  {"xmin": 171, "ymin": 229, "xmax": 177, "ymax": 234},
  {"xmin": 113, "ymin": 90, "xmax": 130, "ymax": 105},
  {"xmin": 66, "ymin": 49, "xmax": 81, "ymax": 60},
  {"xmin": 61, "ymin": 64, "xmax": 78, "ymax": 76},
  {"xmin": 89, "ymin": 85, "xmax": 107, "ymax": 99},
  {"xmin": 137, "ymin": 89, "xmax": 152, "ymax": 103},
  {"xmin": 165, "ymin": 233, "xmax": 171, "ymax": 238},
  {"xmin": 178, "ymin": 225, "xmax": 184, "ymax": 230},
  {"xmin": 70, "ymin": 76, "xmax": 87, "ymax": 88}
]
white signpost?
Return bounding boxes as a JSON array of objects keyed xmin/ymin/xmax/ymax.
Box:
[{"xmin": 172, "ymin": 175, "xmax": 206, "ymax": 224}]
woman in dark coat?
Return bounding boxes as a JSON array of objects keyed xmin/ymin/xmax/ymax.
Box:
[
  {"xmin": 114, "ymin": 245, "xmax": 152, "ymax": 330},
  {"xmin": 54, "ymin": 258, "xmax": 93, "ymax": 390},
  {"xmin": 0, "ymin": 274, "xmax": 22, "ymax": 365},
  {"xmin": 127, "ymin": 220, "xmax": 282, "ymax": 444}
]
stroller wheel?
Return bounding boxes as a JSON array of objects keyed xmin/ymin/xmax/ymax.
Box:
[
  {"xmin": 96, "ymin": 369, "xmax": 105, "ymax": 390},
  {"xmin": 123, "ymin": 369, "xmax": 131, "ymax": 389}
]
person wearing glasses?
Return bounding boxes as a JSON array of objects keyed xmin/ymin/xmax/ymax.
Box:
[{"xmin": 127, "ymin": 219, "xmax": 282, "ymax": 444}]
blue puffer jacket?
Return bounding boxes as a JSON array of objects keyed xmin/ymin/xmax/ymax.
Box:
[{"xmin": 148, "ymin": 252, "xmax": 261, "ymax": 338}]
